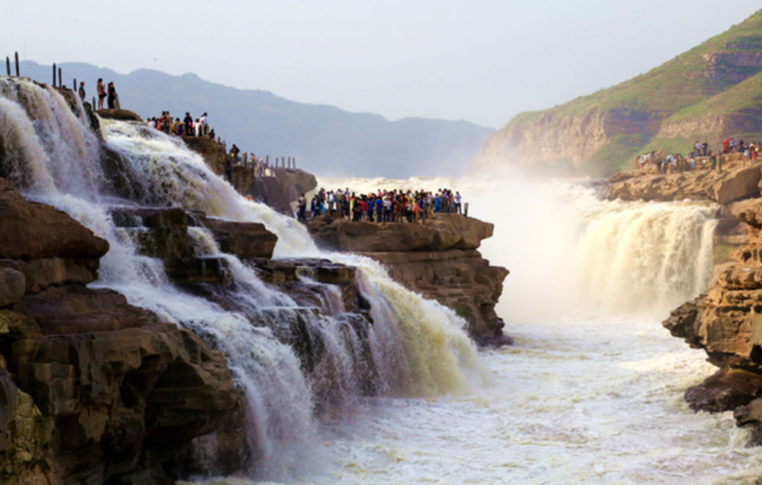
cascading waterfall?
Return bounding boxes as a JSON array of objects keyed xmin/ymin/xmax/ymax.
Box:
[
  {"xmin": 318, "ymin": 174, "xmax": 720, "ymax": 319},
  {"xmin": 568, "ymin": 188, "xmax": 718, "ymax": 316},
  {"xmin": 0, "ymin": 77, "xmax": 479, "ymax": 480}
]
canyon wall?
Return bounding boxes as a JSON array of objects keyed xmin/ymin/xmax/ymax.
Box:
[{"xmin": 471, "ymin": 11, "xmax": 762, "ymax": 177}]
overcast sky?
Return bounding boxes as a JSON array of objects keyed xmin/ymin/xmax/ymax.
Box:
[{"xmin": 2, "ymin": 1, "xmax": 760, "ymax": 128}]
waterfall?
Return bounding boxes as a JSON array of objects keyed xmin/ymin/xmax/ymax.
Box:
[
  {"xmin": 320, "ymin": 174, "xmax": 720, "ymax": 321},
  {"xmin": 0, "ymin": 77, "xmax": 479, "ymax": 480},
  {"xmin": 569, "ymin": 189, "xmax": 718, "ymax": 316}
]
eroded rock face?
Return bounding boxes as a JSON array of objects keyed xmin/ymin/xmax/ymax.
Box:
[
  {"xmin": 2, "ymin": 288, "xmax": 239, "ymax": 485},
  {"xmin": 307, "ymin": 213, "xmax": 510, "ymax": 343},
  {"xmin": 0, "ymin": 180, "xmax": 239, "ymax": 485},
  {"xmin": 664, "ymin": 197, "xmax": 762, "ymax": 437},
  {"xmin": 0, "ymin": 178, "xmax": 109, "ymax": 262},
  {"xmin": 602, "ymin": 163, "xmax": 761, "ymax": 205},
  {"xmin": 203, "ymin": 218, "xmax": 278, "ymax": 260}
]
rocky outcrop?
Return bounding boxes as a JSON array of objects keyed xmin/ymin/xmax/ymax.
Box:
[
  {"xmin": 203, "ymin": 218, "xmax": 278, "ymax": 260},
  {"xmin": 602, "ymin": 162, "xmax": 760, "ymax": 205},
  {"xmin": 182, "ymin": 138, "xmax": 317, "ymax": 213},
  {"xmin": 307, "ymin": 213, "xmax": 511, "ymax": 345},
  {"xmin": 95, "ymin": 109, "xmax": 143, "ymax": 122},
  {"xmin": 0, "ymin": 179, "xmax": 239, "ymax": 484},
  {"xmin": 663, "ymin": 198, "xmax": 762, "ymax": 440}
]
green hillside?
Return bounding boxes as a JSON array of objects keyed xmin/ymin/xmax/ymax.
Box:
[{"xmin": 479, "ymin": 10, "xmax": 762, "ymax": 177}]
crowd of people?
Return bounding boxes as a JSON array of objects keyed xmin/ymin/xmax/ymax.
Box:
[
  {"xmin": 144, "ymin": 111, "xmax": 216, "ymax": 140},
  {"xmin": 637, "ymin": 137, "xmax": 761, "ymax": 174},
  {"xmin": 297, "ymin": 188, "xmax": 463, "ymax": 224}
]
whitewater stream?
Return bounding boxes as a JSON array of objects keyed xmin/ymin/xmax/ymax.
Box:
[{"xmin": 3, "ymin": 77, "xmax": 762, "ymax": 484}]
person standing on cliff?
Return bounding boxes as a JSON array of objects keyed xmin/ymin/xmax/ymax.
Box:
[
  {"xmin": 107, "ymin": 82, "xmax": 116, "ymax": 109},
  {"xmin": 96, "ymin": 79, "xmax": 106, "ymax": 109},
  {"xmin": 201, "ymin": 113, "xmax": 209, "ymax": 136},
  {"xmin": 298, "ymin": 193, "xmax": 307, "ymax": 221},
  {"xmin": 78, "ymin": 82, "xmax": 86, "ymax": 102},
  {"xmin": 184, "ymin": 112, "xmax": 193, "ymax": 137}
]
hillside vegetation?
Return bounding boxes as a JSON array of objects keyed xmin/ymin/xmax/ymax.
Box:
[{"xmin": 473, "ymin": 10, "xmax": 762, "ymax": 176}]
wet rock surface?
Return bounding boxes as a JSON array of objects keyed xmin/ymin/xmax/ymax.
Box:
[
  {"xmin": 307, "ymin": 213, "xmax": 510, "ymax": 343},
  {"xmin": 0, "ymin": 180, "xmax": 239, "ymax": 485},
  {"xmin": 665, "ymin": 197, "xmax": 762, "ymax": 441}
]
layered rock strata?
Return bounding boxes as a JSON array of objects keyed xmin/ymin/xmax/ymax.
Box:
[
  {"xmin": 664, "ymin": 199, "xmax": 762, "ymax": 443},
  {"xmin": 602, "ymin": 158, "xmax": 760, "ymax": 205},
  {"xmin": 0, "ymin": 178, "xmax": 240, "ymax": 484},
  {"xmin": 307, "ymin": 213, "xmax": 511, "ymax": 346}
]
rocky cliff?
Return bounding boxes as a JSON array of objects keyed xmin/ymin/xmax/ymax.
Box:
[
  {"xmin": 471, "ymin": 10, "xmax": 762, "ymax": 177},
  {"xmin": 663, "ymin": 198, "xmax": 762, "ymax": 443},
  {"xmin": 0, "ymin": 178, "xmax": 240, "ymax": 484},
  {"xmin": 0, "ymin": 173, "xmax": 387, "ymax": 483},
  {"xmin": 602, "ymin": 157, "xmax": 761, "ymax": 205},
  {"xmin": 306, "ymin": 213, "xmax": 511, "ymax": 346}
]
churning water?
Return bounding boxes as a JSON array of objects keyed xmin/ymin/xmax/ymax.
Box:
[
  {"xmin": 3, "ymin": 76, "xmax": 762, "ymax": 484},
  {"xmin": 0, "ymin": 78, "xmax": 479, "ymax": 481}
]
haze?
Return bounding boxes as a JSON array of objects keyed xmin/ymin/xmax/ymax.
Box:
[{"xmin": 2, "ymin": 0, "xmax": 759, "ymax": 128}]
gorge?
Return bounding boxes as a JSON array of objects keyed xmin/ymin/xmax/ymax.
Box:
[{"xmin": 2, "ymin": 74, "xmax": 762, "ymax": 485}]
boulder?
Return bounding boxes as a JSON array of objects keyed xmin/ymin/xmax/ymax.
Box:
[
  {"xmin": 94, "ymin": 109, "xmax": 143, "ymax": 122},
  {"xmin": 684, "ymin": 369, "xmax": 762, "ymax": 412},
  {"xmin": 0, "ymin": 178, "xmax": 109, "ymax": 261},
  {"xmin": 204, "ymin": 219, "xmax": 278, "ymax": 260},
  {"xmin": 714, "ymin": 165, "xmax": 762, "ymax": 204}
]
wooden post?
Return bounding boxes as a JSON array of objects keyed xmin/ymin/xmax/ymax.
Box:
[
  {"xmin": 464, "ymin": 202, "xmax": 469, "ymax": 218},
  {"xmin": 92, "ymin": 96, "xmax": 96, "ymax": 108},
  {"xmin": 58, "ymin": 68, "xmax": 62, "ymax": 88},
  {"xmin": 5, "ymin": 57, "xmax": 10, "ymax": 76},
  {"xmin": 73, "ymin": 78, "xmax": 76, "ymax": 91},
  {"xmin": 294, "ymin": 158, "xmax": 296, "ymax": 169},
  {"xmin": 15, "ymin": 52, "xmax": 19, "ymax": 77},
  {"xmin": 53, "ymin": 63, "xmax": 56, "ymax": 86}
]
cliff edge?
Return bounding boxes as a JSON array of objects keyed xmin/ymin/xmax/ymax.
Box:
[{"xmin": 307, "ymin": 213, "xmax": 511, "ymax": 346}]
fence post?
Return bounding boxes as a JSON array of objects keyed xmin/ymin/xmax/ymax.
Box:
[
  {"xmin": 6, "ymin": 57, "xmax": 10, "ymax": 76},
  {"xmin": 73, "ymin": 78, "xmax": 76, "ymax": 91},
  {"xmin": 464, "ymin": 202, "xmax": 469, "ymax": 218},
  {"xmin": 52, "ymin": 63, "xmax": 56, "ymax": 86},
  {"xmin": 58, "ymin": 67, "xmax": 62, "ymax": 88},
  {"xmin": 15, "ymin": 52, "xmax": 19, "ymax": 77}
]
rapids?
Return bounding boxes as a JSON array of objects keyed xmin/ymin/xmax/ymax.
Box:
[
  {"xmin": 0, "ymin": 78, "xmax": 479, "ymax": 481},
  {"xmin": 3, "ymin": 76, "xmax": 762, "ymax": 484}
]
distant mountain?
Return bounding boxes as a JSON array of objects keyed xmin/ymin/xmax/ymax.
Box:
[
  {"xmin": 472, "ymin": 9, "xmax": 762, "ymax": 177},
  {"xmin": 15, "ymin": 61, "xmax": 493, "ymax": 178}
]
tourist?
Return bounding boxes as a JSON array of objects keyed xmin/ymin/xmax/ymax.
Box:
[
  {"xmin": 96, "ymin": 78, "xmax": 106, "ymax": 109},
  {"xmin": 201, "ymin": 112, "xmax": 209, "ymax": 136},
  {"xmin": 78, "ymin": 82, "xmax": 86, "ymax": 101},
  {"xmin": 184, "ymin": 112, "xmax": 193, "ymax": 137},
  {"xmin": 298, "ymin": 193, "xmax": 307, "ymax": 221},
  {"xmin": 107, "ymin": 82, "xmax": 117, "ymax": 109},
  {"xmin": 230, "ymin": 144, "xmax": 241, "ymax": 164}
]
